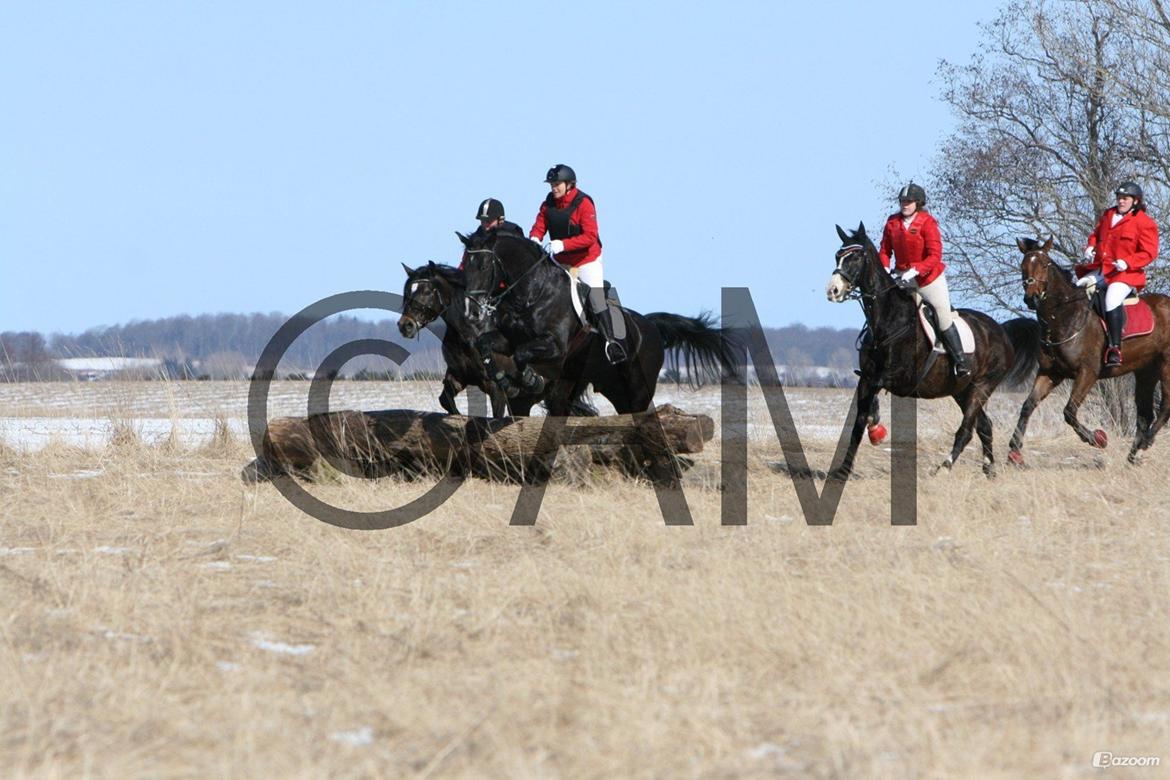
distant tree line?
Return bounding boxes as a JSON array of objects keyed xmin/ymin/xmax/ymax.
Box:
[{"xmin": 2, "ymin": 314, "xmax": 862, "ymax": 384}]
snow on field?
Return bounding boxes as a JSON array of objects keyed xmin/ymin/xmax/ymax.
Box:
[{"xmin": 0, "ymin": 379, "xmax": 1069, "ymax": 450}]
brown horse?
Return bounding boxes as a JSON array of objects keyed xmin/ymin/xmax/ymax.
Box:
[{"xmin": 1010, "ymin": 237, "xmax": 1170, "ymax": 464}]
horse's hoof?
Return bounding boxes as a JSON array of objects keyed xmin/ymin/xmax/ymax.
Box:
[
  {"xmin": 1007, "ymin": 450, "xmax": 1025, "ymax": 467},
  {"xmin": 1093, "ymin": 429, "xmax": 1108, "ymax": 448},
  {"xmin": 1128, "ymin": 450, "xmax": 1142, "ymax": 465},
  {"xmin": 867, "ymin": 423, "xmax": 888, "ymax": 446},
  {"xmin": 930, "ymin": 459, "xmax": 953, "ymax": 476},
  {"xmin": 828, "ymin": 466, "xmax": 852, "ymax": 481}
]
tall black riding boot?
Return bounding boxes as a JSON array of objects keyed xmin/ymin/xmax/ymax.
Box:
[
  {"xmin": 1105, "ymin": 306, "xmax": 1125, "ymax": 366},
  {"xmin": 939, "ymin": 324, "xmax": 971, "ymax": 377},
  {"xmin": 589, "ymin": 288, "xmax": 628, "ymax": 364}
]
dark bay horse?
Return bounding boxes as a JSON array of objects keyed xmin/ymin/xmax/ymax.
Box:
[
  {"xmin": 399, "ymin": 262, "xmax": 519, "ymax": 416},
  {"xmin": 1010, "ymin": 237, "xmax": 1170, "ymax": 464},
  {"xmin": 459, "ymin": 231, "xmax": 736, "ymax": 415},
  {"xmin": 826, "ymin": 223, "xmax": 1038, "ymax": 477}
]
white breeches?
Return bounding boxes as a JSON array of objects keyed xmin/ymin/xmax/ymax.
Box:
[
  {"xmin": 1105, "ymin": 281, "xmax": 1134, "ymax": 311},
  {"xmin": 912, "ymin": 272, "xmax": 955, "ymax": 331},
  {"xmin": 561, "ymin": 255, "xmax": 604, "ymax": 289}
]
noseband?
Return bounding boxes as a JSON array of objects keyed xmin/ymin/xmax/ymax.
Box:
[{"xmin": 403, "ymin": 278, "xmax": 450, "ymax": 325}]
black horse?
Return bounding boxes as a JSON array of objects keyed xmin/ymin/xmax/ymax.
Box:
[
  {"xmin": 398, "ymin": 262, "xmax": 510, "ymax": 416},
  {"xmin": 825, "ymin": 223, "xmax": 1038, "ymax": 477},
  {"xmin": 458, "ymin": 231, "xmax": 736, "ymax": 414}
]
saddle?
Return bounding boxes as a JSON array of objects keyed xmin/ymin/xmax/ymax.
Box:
[
  {"xmin": 559, "ymin": 264, "xmax": 620, "ymax": 327},
  {"xmin": 1089, "ymin": 289, "xmax": 1155, "ymax": 340},
  {"xmin": 915, "ymin": 304, "xmax": 975, "ymax": 355}
]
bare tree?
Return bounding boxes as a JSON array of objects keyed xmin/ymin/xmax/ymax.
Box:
[{"xmin": 930, "ymin": 0, "xmax": 1170, "ymax": 313}]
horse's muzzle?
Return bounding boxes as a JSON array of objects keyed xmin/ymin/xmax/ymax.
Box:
[{"xmin": 398, "ymin": 317, "xmax": 418, "ymax": 338}]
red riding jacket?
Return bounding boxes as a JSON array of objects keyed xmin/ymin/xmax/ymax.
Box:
[
  {"xmin": 1078, "ymin": 207, "xmax": 1159, "ymax": 289},
  {"xmin": 529, "ymin": 186, "xmax": 602, "ymax": 267},
  {"xmin": 877, "ymin": 211, "xmax": 945, "ymax": 286}
]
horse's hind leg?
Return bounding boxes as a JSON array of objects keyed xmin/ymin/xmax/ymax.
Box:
[
  {"xmin": 976, "ymin": 409, "xmax": 995, "ymax": 478},
  {"xmin": 1008, "ymin": 372, "xmax": 1061, "ymax": 466},
  {"xmin": 1134, "ymin": 360, "xmax": 1170, "ymax": 458},
  {"xmin": 1128, "ymin": 367, "xmax": 1157, "ymax": 463},
  {"xmin": 934, "ymin": 384, "xmax": 987, "ymax": 475}
]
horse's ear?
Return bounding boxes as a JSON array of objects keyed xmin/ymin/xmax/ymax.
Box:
[
  {"xmin": 1016, "ymin": 238, "xmax": 1029, "ymax": 252},
  {"xmin": 856, "ymin": 221, "xmax": 867, "ymax": 238},
  {"xmin": 835, "ymin": 224, "xmax": 850, "ymax": 243},
  {"xmin": 401, "ymin": 261, "xmax": 414, "ymax": 276},
  {"xmin": 1043, "ymin": 235, "xmax": 1054, "ymax": 252},
  {"xmin": 455, "ymin": 231, "xmax": 470, "ymax": 247},
  {"xmin": 427, "ymin": 260, "xmax": 436, "ymax": 270}
]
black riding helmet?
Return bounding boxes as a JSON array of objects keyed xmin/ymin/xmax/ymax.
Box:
[
  {"xmin": 545, "ymin": 164, "xmax": 577, "ymax": 185},
  {"xmin": 475, "ymin": 197, "xmax": 505, "ymax": 222},
  {"xmin": 1115, "ymin": 181, "xmax": 1143, "ymax": 201},
  {"xmin": 897, "ymin": 182, "xmax": 927, "ymax": 207}
]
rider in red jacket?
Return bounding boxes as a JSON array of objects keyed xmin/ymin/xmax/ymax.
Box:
[
  {"xmin": 878, "ymin": 183, "xmax": 969, "ymax": 377},
  {"xmin": 529, "ymin": 164, "xmax": 626, "ymax": 363},
  {"xmin": 1076, "ymin": 181, "xmax": 1160, "ymax": 365}
]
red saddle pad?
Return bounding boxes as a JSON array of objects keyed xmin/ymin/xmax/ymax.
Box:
[{"xmin": 1097, "ymin": 298, "xmax": 1155, "ymax": 340}]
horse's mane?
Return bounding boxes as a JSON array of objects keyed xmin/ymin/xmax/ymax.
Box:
[{"xmin": 412, "ymin": 263, "xmax": 466, "ymax": 288}]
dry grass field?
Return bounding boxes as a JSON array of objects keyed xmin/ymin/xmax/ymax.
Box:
[{"xmin": 2, "ymin": 381, "xmax": 1168, "ymax": 777}]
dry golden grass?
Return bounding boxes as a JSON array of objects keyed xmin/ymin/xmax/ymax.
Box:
[{"xmin": 1, "ymin": 385, "xmax": 1169, "ymax": 777}]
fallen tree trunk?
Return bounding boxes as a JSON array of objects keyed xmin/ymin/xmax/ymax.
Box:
[{"xmin": 243, "ymin": 404, "xmax": 714, "ymax": 485}]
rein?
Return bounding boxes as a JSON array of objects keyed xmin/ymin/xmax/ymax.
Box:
[{"xmin": 464, "ymin": 246, "xmax": 551, "ymax": 318}]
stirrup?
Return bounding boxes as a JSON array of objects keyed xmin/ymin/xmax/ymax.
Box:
[
  {"xmin": 604, "ymin": 340, "xmax": 628, "ymax": 365},
  {"xmin": 1105, "ymin": 346, "xmax": 1123, "ymax": 366}
]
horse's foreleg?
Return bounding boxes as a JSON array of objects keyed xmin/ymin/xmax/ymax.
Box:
[
  {"xmin": 475, "ymin": 331, "xmax": 520, "ymax": 398},
  {"xmin": 1008, "ymin": 372, "xmax": 1061, "ymax": 466},
  {"xmin": 935, "ymin": 385, "xmax": 988, "ymax": 474},
  {"xmin": 512, "ymin": 334, "xmax": 564, "ymax": 396},
  {"xmin": 829, "ymin": 382, "xmax": 878, "ymax": 479},
  {"xmin": 439, "ymin": 372, "xmax": 464, "ymax": 415},
  {"xmin": 1064, "ymin": 369, "xmax": 1108, "ymax": 448}
]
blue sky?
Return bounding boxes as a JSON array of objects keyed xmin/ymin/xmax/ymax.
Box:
[{"xmin": 1, "ymin": 2, "xmax": 992, "ymax": 335}]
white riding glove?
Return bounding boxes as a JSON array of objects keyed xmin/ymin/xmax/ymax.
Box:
[
  {"xmin": 1114, "ymin": 259, "xmax": 1128, "ymax": 271},
  {"xmin": 548, "ymin": 239, "xmax": 564, "ymax": 255},
  {"xmin": 1076, "ymin": 275, "xmax": 1097, "ymax": 288},
  {"xmin": 529, "ymin": 235, "xmax": 543, "ymax": 246},
  {"xmin": 1084, "ymin": 245, "xmax": 1096, "ymax": 261}
]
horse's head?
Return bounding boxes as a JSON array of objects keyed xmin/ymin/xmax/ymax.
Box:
[
  {"xmin": 827, "ymin": 222, "xmax": 874, "ymax": 302},
  {"xmin": 459, "ymin": 230, "xmax": 542, "ymax": 297},
  {"xmin": 399, "ymin": 261, "xmax": 459, "ymax": 338},
  {"xmin": 1017, "ymin": 236, "xmax": 1057, "ymax": 310}
]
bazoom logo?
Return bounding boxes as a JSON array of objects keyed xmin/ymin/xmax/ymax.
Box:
[{"xmin": 1092, "ymin": 751, "xmax": 1161, "ymax": 768}]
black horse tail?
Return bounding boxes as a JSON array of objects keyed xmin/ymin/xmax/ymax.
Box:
[
  {"xmin": 645, "ymin": 311, "xmax": 742, "ymax": 386},
  {"xmin": 1001, "ymin": 317, "xmax": 1040, "ymax": 389}
]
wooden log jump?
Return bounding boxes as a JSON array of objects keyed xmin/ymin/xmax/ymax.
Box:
[{"xmin": 243, "ymin": 404, "xmax": 714, "ymax": 485}]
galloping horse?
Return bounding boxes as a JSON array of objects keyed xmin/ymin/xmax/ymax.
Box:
[
  {"xmin": 826, "ymin": 223, "xmax": 1037, "ymax": 477},
  {"xmin": 1010, "ymin": 237, "xmax": 1170, "ymax": 464},
  {"xmin": 459, "ymin": 230, "xmax": 736, "ymax": 415}
]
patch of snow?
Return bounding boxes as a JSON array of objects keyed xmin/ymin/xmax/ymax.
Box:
[
  {"xmin": 329, "ymin": 726, "xmax": 374, "ymax": 747},
  {"xmin": 250, "ymin": 632, "xmax": 315, "ymax": 656}
]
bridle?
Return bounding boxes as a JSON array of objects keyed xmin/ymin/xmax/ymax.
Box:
[
  {"xmin": 1021, "ymin": 250, "xmax": 1091, "ymax": 347},
  {"xmin": 463, "ymin": 244, "xmax": 552, "ymax": 320},
  {"xmin": 402, "ymin": 277, "xmax": 450, "ymax": 326}
]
